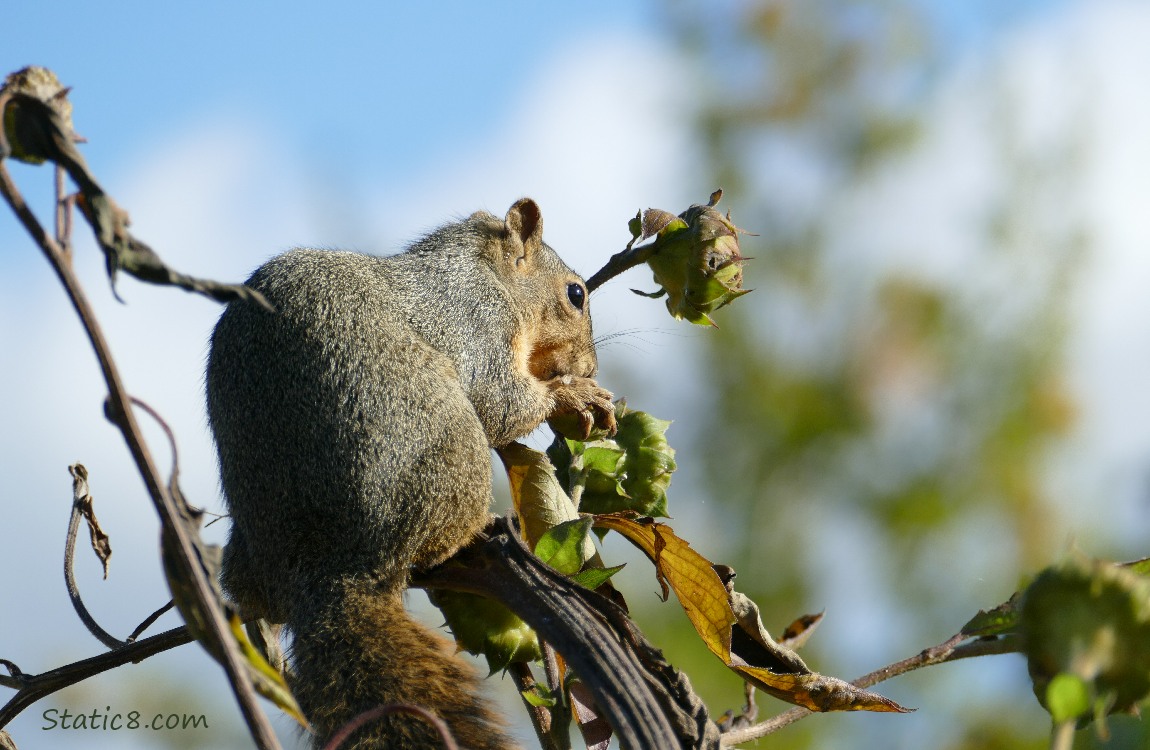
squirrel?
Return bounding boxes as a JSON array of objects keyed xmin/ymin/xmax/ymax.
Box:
[{"xmin": 205, "ymin": 198, "xmax": 617, "ymax": 749}]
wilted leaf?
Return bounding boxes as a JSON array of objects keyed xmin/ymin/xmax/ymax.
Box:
[
  {"xmin": 727, "ymin": 589, "xmax": 809, "ymax": 675},
  {"xmin": 594, "ymin": 514, "xmax": 910, "ymax": 714},
  {"xmin": 780, "ymin": 611, "xmax": 825, "ymax": 651},
  {"xmin": 0, "ymin": 67, "xmax": 268, "ymax": 308},
  {"xmin": 641, "ymin": 209, "xmax": 684, "ymax": 241},
  {"xmin": 733, "ymin": 668, "xmax": 910, "ymax": 713},
  {"xmin": 499, "ymin": 442, "xmax": 589, "ymax": 555},
  {"xmin": 594, "ymin": 514, "xmax": 733, "ymax": 656},
  {"xmin": 570, "ymin": 679, "xmax": 613, "ymax": 750},
  {"xmin": 70, "ymin": 464, "xmax": 112, "ymax": 579}
]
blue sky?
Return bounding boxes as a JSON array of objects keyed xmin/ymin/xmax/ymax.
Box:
[
  {"xmin": 5, "ymin": 1, "xmax": 1067, "ymax": 188},
  {"xmin": 7, "ymin": 3, "xmax": 662, "ymax": 186},
  {"xmin": 4, "ymin": 2, "xmax": 1148, "ymax": 749}
]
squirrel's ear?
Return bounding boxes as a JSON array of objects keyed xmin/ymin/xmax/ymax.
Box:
[{"xmin": 505, "ymin": 198, "xmax": 544, "ymax": 259}]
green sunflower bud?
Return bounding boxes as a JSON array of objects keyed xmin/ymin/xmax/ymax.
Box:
[
  {"xmin": 427, "ymin": 589, "xmax": 541, "ymax": 674},
  {"xmin": 634, "ymin": 189, "xmax": 752, "ymax": 326},
  {"xmin": 550, "ymin": 402, "xmax": 676, "ymax": 517},
  {"xmin": 1020, "ymin": 556, "xmax": 1150, "ymax": 724}
]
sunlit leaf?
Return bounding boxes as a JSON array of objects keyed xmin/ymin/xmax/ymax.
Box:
[
  {"xmin": 570, "ymin": 564, "xmax": 626, "ymax": 591},
  {"xmin": 228, "ymin": 614, "xmax": 308, "ymax": 728},
  {"xmin": 498, "ymin": 442, "xmax": 588, "ymax": 554},
  {"xmin": 536, "ymin": 517, "xmax": 595, "ymax": 576},
  {"xmin": 1121, "ymin": 557, "xmax": 1150, "ymax": 577},
  {"xmin": 521, "ymin": 684, "xmax": 558, "ymax": 708}
]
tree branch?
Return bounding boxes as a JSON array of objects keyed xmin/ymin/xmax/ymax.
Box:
[{"xmin": 0, "ymin": 627, "xmax": 194, "ymax": 728}]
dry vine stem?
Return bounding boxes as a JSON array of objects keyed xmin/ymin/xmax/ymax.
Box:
[{"xmin": 0, "ymin": 70, "xmax": 280, "ymax": 747}]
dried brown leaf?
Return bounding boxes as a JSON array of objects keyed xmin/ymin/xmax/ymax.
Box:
[
  {"xmin": 780, "ymin": 611, "xmax": 825, "ymax": 651},
  {"xmin": 594, "ymin": 514, "xmax": 910, "ymax": 714},
  {"xmin": 69, "ymin": 463, "xmax": 111, "ymax": 578}
]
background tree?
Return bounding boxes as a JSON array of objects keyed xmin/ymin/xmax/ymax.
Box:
[{"xmin": 600, "ymin": 1, "xmax": 1138, "ymax": 748}]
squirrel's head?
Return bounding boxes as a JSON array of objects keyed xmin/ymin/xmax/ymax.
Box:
[{"xmin": 485, "ymin": 198, "xmax": 599, "ymax": 384}]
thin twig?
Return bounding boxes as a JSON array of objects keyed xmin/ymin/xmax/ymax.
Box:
[
  {"xmin": 0, "ymin": 626, "xmax": 193, "ymax": 728},
  {"xmin": 720, "ymin": 634, "xmax": 1022, "ymax": 747},
  {"xmin": 128, "ymin": 397, "xmax": 180, "ymax": 491},
  {"xmin": 126, "ymin": 601, "xmax": 175, "ymax": 643},
  {"xmin": 321, "ymin": 703, "xmax": 459, "ymax": 750},
  {"xmin": 509, "ymin": 662, "xmax": 563, "ymax": 750},
  {"xmin": 1050, "ymin": 719, "xmax": 1075, "ymax": 750},
  {"xmin": 54, "ymin": 164, "xmax": 71, "ymax": 259},
  {"xmin": 584, "ymin": 242, "xmax": 656, "ymax": 293},
  {"xmin": 63, "ymin": 466, "xmax": 124, "ymax": 649},
  {"xmin": 0, "ymin": 159, "xmax": 279, "ymax": 746}
]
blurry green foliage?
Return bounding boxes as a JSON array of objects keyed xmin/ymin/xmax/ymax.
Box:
[{"xmin": 627, "ymin": 0, "xmax": 1134, "ymax": 747}]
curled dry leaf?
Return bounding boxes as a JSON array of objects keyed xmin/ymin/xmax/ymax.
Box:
[
  {"xmin": 570, "ymin": 680, "xmax": 613, "ymax": 750},
  {"xmin": 593, "ymin": 513, "xmax": 911, "ymax": 714},
  {"xmin": 1, "ymin": 66, "xmax": 269, "ymax": 308},
  {"xmin": 780, "ymin": 612, "xmax": 826, "ymax": 651},
  {"xmin": 69, "ymin": 464, "xmax": 111, "ymax": 579}
]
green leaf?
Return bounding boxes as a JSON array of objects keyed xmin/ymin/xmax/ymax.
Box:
[
  {"xmin": 570, "ymin": 564, "xmax": 625, "ymax": 590},
  {"xmin": 576, "ymin": 403, "xmax": 677, "ymax": 517},
  {"xmin": 535, "ymin": 517, "xmax": 594, "ymax": 576},
  {"xmin": 1121, "ymin": 557, "xmax": 1150, "ymax": 577},
  {"xmin": 521, "ymin": 685, "xmax": 558, "ymax": 708},
  {"xmin": 582, "ymin": 445, "xmax": 628, "ymax": 498},
  {"xmin": 627, "ymin": 211, "xmax": 642, "ymax": 243},
  {"xmin": 960, "ymin": 592, "xmax": 1022, "ymax": 638}
]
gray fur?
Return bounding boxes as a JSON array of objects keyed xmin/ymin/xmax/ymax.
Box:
[{"xmin": 205, "ymin": 200, "xmax": 609, "ymax": 748}]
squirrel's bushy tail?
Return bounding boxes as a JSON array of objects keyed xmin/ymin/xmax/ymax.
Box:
[{"xmin": 289, "ymin": 578, "xmax": 517, "ymax": 750}]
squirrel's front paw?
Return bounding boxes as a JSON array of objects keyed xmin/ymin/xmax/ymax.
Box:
[{"xmin": 546, "ymin": 376, "xmax": 617, "ymax": 440}]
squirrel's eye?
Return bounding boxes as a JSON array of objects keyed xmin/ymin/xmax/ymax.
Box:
[{"xmin": 566, "ymin": 282, "xmax": 586, "ymax": 311}]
